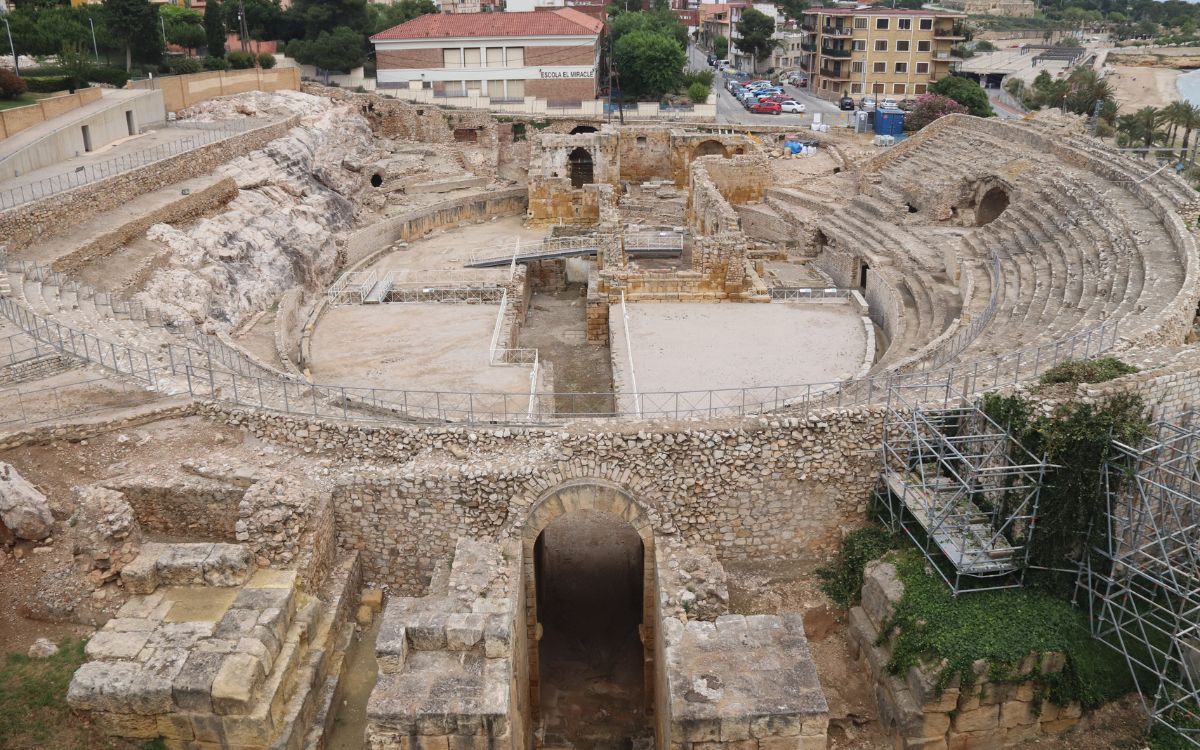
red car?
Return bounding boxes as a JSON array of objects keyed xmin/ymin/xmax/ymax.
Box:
[
  {"xmin": 749, "ymin": 100, "xmax": 782, "ymax": 114},
  {"xmin": 760, "ymin": 94, "xmax": 789, "ymax": 104}
]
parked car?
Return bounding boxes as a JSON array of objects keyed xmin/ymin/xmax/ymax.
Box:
[
  {"xmin": 838, "ymin": 96, "xmax": 855, "ymax": 111},
  {"xmin": 707, "ymin": 54, "xmax": 717, "ymax": 66},
  {"xmin": 760, "ymin": 94, "xmax": 789, "ymax": 104},
  {"xmin": 897, "ymin": 98, "xmax": 917, "ymax": 111},
  {"xmin": 780, "ymin": 100, "xmax": 806, "ymax": 113},
  {"xmin": 749, "ymin": 100, "xmax": 782, "ymax": 114},
  {"xmin": 859, "ymin": 96, "xmax": 877, "ymax": 112},
  {"xmin": 790, "ymin": 75, "xmax": 809, "ymax": 87},
  {"xmin": 880, "ymin": 98, "xmax": 899, "ymax": 110}
]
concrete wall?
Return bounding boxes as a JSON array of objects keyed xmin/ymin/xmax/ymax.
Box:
[
  {"xmin": 0, "ymin": 88, "xmax": 102, "ymax": 140},
  {"xmin": 127, "ymin": 67, "xmax": 300, "ymax": 114},
  {"xmin": 0, "ymin": 90, "xmax": 165, "ymax": 181}
]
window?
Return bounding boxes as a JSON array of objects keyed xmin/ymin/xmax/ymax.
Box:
[
  {"xmin": 914, "ymin": 83, "xmax": 927, "ymax": 93},
  {"xmin": 851, "ymin": 82, "xmax": 863, "ymax": 93},
  {"xmin": 853, "ymin": 40, "xmax": 866, "ymax": 51},
  {"xmin": 896, "ymin": 40, "xmax": 910, "ymax": 52},
  {"xmin": 507, "ymin": 47, "xmax": 524, "ymax": 66},
  {"xmin": 854, "ymin": 16, "xmax": 868, "ymax": 28},
  {"xmin": 874, "ymin": 39, "xmax": 887, "ymax": 51},
  {"xmin": 507, "ymin": 79, "xmax": 524, "ymax": 97},
  {"xmin": 893, "ymin": 83, "xmax": 906, "ymax": 94},
  {"xmin": 898, "ymin": 18, "xmax": 911, "ymax": 29},
  {"xmin": 918, "ymin": 40, "xmax": 931, "ymax": 51},
  {"xmin": 464, "ymin": 48, "xmax": 481, "ymax": 68},
  {"xmin": 486, "ymin": 47, "xmax": 504, "ymax": 67},
  {"xmin": 895, "ymin": 62, "xmax": 907, "ymax": 73},
  {"xmin": 443, "ymin": 48, "xmax": 461, "ymax": 68},
  {"xmin": 919, "ymin": 18, "xmax": 932, "ymax": 29},
  {"xmin": 873, "ymin": 82, "xmax": 885, "ymax": 93},
  {"xmin": 872, "ymin": 61, "xmax": 885, "ymax": 72},
  {"xmin": 916, "ymin": 61, "xmax": 929, "ymax": 73},
  {"xmin": 875, "ymin": 17, "xmax": 888, "ymax": 29},
  {"xmin": 487, "ymin": 80, "xmax": 504, "ymax": 98},
  {"xmin": 852, "ymin": 61, "xmax": 864, "ymax": 73}
]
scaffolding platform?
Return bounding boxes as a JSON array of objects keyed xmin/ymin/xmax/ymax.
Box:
[
  {"xmin": 464, "ymin": 232, "xmax": 684, "ymax": 268},
  {"xmin": 364, "ymin": 279, "xmax": 393, "ymax": 304},
  {"xmin": 1079, "ymin": 415, "xmax": 1200, "ymax": 748},
  {"xmin": 875, "ymin": 385, "xmax": 1048, "ymax": 594}
]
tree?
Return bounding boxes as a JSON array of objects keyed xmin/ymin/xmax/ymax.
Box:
[
  {"xmin": 777, "ymin": 0, "xmax": 806, "ymax": 25},
  {"xmin": 1116, "ymin": 106, "xmax": 1164, "ymax": 152},
  {"xmin": 974, "ymin": 40, "xmax": 996, "ymax": 52},
  {"xmin": 59, "ymin": 40, "xmax": 91, "ymax": 92},
  {"xmin": 1063, "ymin": 66, "xmax": 1113, "ymax": 117},
  {"xmin": 366, "ymin": 0, "xmax": 437, "ymax": 35},
  {"xmin": 687, "ymin": 80, "xmax": 709, "ymax": 104},
  {"xmin": 285, "ymin": 0, "xmax": 368, "ymax": 45},
  {"xmin": 930, "ymin": 75, "xmax": 993, "ymax": 118},
  {"xmin": 104, "ymin": 0, "xmax": 160, "ymax": 71},
  {"xmin": 287, "ymin": 25, "xmax": 365, "ymax": 73},
  {"xmin": 905, "ymin": 93, "xmax": 968, "ymax": 131},
  {"xmin": 162, "ymin": 4, "xmax": 206, "ymax": 54},
  {"xmin": 734, "ymin": 8, "xmax": 775, "ymax": 72},
  {"xmin": 1175, "ymin": 103, "xmax": 1200, "ymax": 156},
  {"xmin": 713, "ymin": 34, "xmax": 728, "ymax": 60},
  {"xmin": 614, "ymin": 28, "xmax": 685, "ymax": 100},
  {"xmin": 204, "ymin": 0, "xmax": 226, "ymax": 58},
  {"xmin": 223, "ymin": 0, "xmax": 283, "ymax": 42}
]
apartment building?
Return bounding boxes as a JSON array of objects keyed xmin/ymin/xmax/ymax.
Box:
[
  {"xmin": 371, "ymin": 8, "xmax": 603, "ymax": 104},
  {"xmin": 800, "ymin": 7, "xmax": 964, "ymax": 100}
]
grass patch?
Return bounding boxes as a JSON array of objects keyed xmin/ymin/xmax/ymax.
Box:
[
  {"xmin": 0, "ymin": 93, "xmax": 49, "ymax": 112},
  {"xmin": 881, "ymin": 551, "xmax": 1137, "ymax": 710},
  {"xmin": 1038, "ymin": 357, "xmax": 1138, "ymax": 386},
  {"xmin": 0, "ymin": 639, "xmax": 159, "ymax": 750}
]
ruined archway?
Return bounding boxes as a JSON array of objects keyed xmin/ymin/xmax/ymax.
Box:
[
  {"xmin": 569, "ymin": 124, "xmax": 598, "ymax": 134},
  {"xmin": 694, "ymin": 139, "xmax": 727, "ymax": 159},
  {"xmin": 976, "ymin": 185, "xmax": 1010, "ymax": 226},
  {"xmin": 521, "ymin": 480, "xmax": 656, "ymax": 741},
  {"xmin": 568, "ymin": 146, "xmax": 594, "ymax": 188}
]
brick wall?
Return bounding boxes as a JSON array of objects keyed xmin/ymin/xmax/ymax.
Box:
[
  {"xmin": 526, "ymin": 78, "xmax": 596, "ymax": 102},
  {"xmin": 377, "ymin": 48, "xmax": 444, "ymax": 71}
]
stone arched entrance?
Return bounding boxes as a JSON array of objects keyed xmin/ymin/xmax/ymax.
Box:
[
  {"xmin": 975, "ymin": 184, "xmax": 1010, "ymax": 226},
  {"xmin": 693, "ymin": 139, "xmax": 727, "ymax": 159},
  {"xmin": 568, "ymin": 146, "xmax": 594, "ymax": 188},
  {"xmin": 521, "ymin": 480, "xmax": 656, "ymax": 743}
]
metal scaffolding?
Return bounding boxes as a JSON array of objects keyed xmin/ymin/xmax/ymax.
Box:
[
  {"xmin": 1080, "ymin": 416, "xmax": 1200, "ymax": 747},
  {"xmin": 875, "ymin": 386, "xmax": 1048, "ymax": 594}
]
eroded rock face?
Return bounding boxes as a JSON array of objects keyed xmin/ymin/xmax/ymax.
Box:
[
  {"xmin": 137, "ymin": 93, "xmax": 374, "ymax": 327},
  {"xmin": 0, "ymin": 462, "xmax": 53, "ymax": 541},
  {"xmin": 70, "ymin": 485, "xmax": 143, "ymax": 570}
]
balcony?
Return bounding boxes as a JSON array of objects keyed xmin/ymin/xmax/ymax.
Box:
[
  {"xmin": 933, "ymin": 26, "xmax": 965, "ymax": 40},
  {"xmin": 819, "ymin": 66, "xmax": 851, "ymax": 80},
  {"xmin": 821, "ymin": 25, "xmax": 853, "ymax": 37},
  {"xmin": 821, "ymin": 46, "xmax": 851, "ymax": 58},
  {"xmin": 801, "ymin": 40, "xmax": 816, "ymax": 52}
]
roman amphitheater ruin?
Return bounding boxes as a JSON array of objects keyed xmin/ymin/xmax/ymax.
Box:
[{"xmin": 0, "ymin": 84, "xmax": 1198, "ymax": 750}]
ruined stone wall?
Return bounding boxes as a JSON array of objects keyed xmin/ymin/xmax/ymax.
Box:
[
  {"xmin": 0, "ymin": 353, "xmax": 81, "ymax": 385},
  {"xmin": 50, "ymin": 177, "xmax": 239, "ymax": 275},
  {"xmin": 618, "ymin": 128, "xmax": 674, "ymax": 184},
  {"xmin": 107, "ymin": 475, "xmax": 243, "ymax": 542},
  {"xmin": 701, "ymin": 154, "xmax": 770, "ymax": 205},
  {"xmin": 527, "ymin": 178, "xmax": 602, "ymax": 224},
  {"xmin": 342, "ymin": 188, "xmax": 527, "ymax": 267},
  {"xmin": 0, "ymin": 117, "xmax": 298, "ymax": 252},
  {"xmin": 688, "ymin": 159, "xmax": 742, "ymax": 238},
  {"xmin": 199, "ymin": 405, "xmax": 886, "ymax": 589}
]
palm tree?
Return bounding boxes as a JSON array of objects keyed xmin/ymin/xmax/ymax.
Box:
[
  {"xmin": 1159, "ymin": 101, "xmax": 1191, "ymax": 148},
  {"xmin": 1064, "ymin": 67, "xmax": 1114, "ymax": 116},
  {"xmin": 1177, "ymin": 103, "xmax": 1200, "ymax": 161},
  {"xmin": 1116, "ymin": 106, "xmax": 1165, "ymax": 155}
]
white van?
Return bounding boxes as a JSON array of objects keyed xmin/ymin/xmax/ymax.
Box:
[{"xmin": 716, "ymin": 60, "xmax": 733, "ymax": 71}]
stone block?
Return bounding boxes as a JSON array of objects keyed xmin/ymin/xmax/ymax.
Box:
[
  {"xmin": 999, "ymin": 700, "xmax": 1037, "ymax": 729},
  {"xmin": 376, "ymin": 625, "xmax": 409, "ymax": 675},
  {"xmin": 446, "ymin": 613, "xmax": 485, "ymax": 650},
  {"xmin": 157, "ymin": 713, "xmax": 195, "ymax": 740},
  {"xmin": 801, "ymin": 716, "xmax": 828, "ymax": 736},
  {"xmin": 362, "ymin": 588, "xmax": 384, "ymax": 611},
  {"xmin": 173, "ymin": 650, "xmax": 225, "ymax": 713},
  {"xmin": 211, "ymin": 652, "xmax": 264, "ymax": 715},
  {"xmin": 203, "ymin": 544, "xmax": 252, "ymax": 586},
  {"xmin": 86, "ymin": 630, "xmax": 152, "ymax": 661},
  {"xmin": 121, "ymin": 553, "xmax": 161, "ymax": 595},
  {"xmin": 720, "ymin": 717, "xmax": 751, "ymax": 741},
  {"xmin": 751, "ymin": 713, "xmax": 802, "ymax": 737},
  {"xmin": 357, "ymin": 604, "xmax": 374, "ymax": 626},
  {"xmin": 1039, "ymin": 651, "xmax": 1066, "ymax": 674},
  {"xmin": 157, "ymin": 544, "xmax": 215, "ymax": 586},
  {"xmin": 222, "ymin": 709, "xmax": 275, "ymax": 745},
  {"xmin": 952, "ymin": 705, "xmax": 999, "ymax": 733},
  {"xmin": 190, "ymin": 713, "xmax": 225, "ymax": 743},
  {"xmin": 1040, "ymin": 717, "xmax": 1080, "ymax": 734},
  {"xmin": 946, "ymin": 729, "xmax": 1005, "ymax": 750},
  {"xmin": 797, "ymin": 736, "xmax": 826, "ymax": 750},
  {"xmin": 414, "ymin": 735, "xmax": 450, "ymax": 750},
  {"xmin": 448, "ymin": 736, "xmax": 489, "ymax": 750},
  {"xmin": 906, "ymin": 665, "xmax": 958, "ymax": 712},
  {"xmin": 903, "ymin": 738, "xmax": 948, "ymax": 750},
  {"xmin": 907, "ymin": 710, "xmax": 950, "ymax": 737},
  {"xmin": 92, "ymin": 711, "xmax": 159, "ymax": 738},
  {"xmin": 681, "ymin": 717, "xmax": 721, "ymax": 742},
  {"xmin": 978, "ymin": 682, "xmax": 1016, "ymax": 706},
  {"xmin": 116, "ymin": 591, "xmax": 165, "ymax": 619},
  {"xmin": 861, "ymin": 562, "xmax": 904, "ymax": 631}
]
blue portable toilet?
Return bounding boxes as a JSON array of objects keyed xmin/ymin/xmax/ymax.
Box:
[{"xmin": 875, "ymin": 107, "xmax": 906, "ymax": 136}]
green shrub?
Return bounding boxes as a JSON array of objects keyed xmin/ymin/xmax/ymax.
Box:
[
  {"xmin": 20, "ymin": 76, "xmax": 74, "ymax": 94},
  {"xmin": 227, "ymin": 50, "xmax": 256, "ymax": 69},
  {"xmin": 0, "ymin": 70, "xmax": 27, "ymax": 99},
  {"xmin": 881, "ymin": 551, "xmax": 1136, "ymax": 709},
  {"xmin": 203, "ymin": 56, "xmax": 230, "ymax": 71},
  {"xmin": 84, "ymin": 65, "xmax": 130, "ymax": 87},
  {"xmin": 257, "ymin": 52, "xmax": 276, "ymax": 69},
  {"xmin": 815, "ymin": 526, "xmax": 895, "ymax": 608},
  {"xmin": 167, "ymin": 56, "xmax": 204, "ymax": 75},
  {"xmin": 1038, "ymin": 357, "xmax": 1139, "ymax": 386},
  {"xmin": 687, "ymin": 81, "xmax": 710, "ymax": 104}
]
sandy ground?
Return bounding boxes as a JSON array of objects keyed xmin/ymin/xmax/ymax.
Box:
[
  {"xmin": 611, "ymin": 301, "xmax": 869, "ymax": 398},
  {"xmin": 1107, "ymin": 65, "xmax": 1182, "ymax": 110},
  {"xmin": 371, "ymin": 215, "xmax": 549, "ymax": 273},
  {"xmin": 308, "ymin": 303, "xmax": 533, "ymax": 397}
]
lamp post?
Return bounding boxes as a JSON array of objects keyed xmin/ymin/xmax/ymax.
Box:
[
  {"xmin": 161, "ymin": 15, "xmax": 168, "ymax": 49},
  {"xmin": 88, "ymin": 16, "xmax": 99, "ymax": 63},
  {"xmin": 1, "ymin": 11, "xmax": 17, "ymax": 76}
]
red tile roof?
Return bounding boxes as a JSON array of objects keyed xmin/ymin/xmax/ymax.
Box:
[{"xmin": 371, "ymin": 8, "xmax": 604, "ymax": 41}]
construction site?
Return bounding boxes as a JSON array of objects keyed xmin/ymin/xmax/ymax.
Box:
[{"xmin": 0, "ymin": 80, "xmax": 1197, "ymax": 750}]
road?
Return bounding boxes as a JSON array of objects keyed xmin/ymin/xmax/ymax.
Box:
[{"xmin": 686, "ymin": 44, "xmax": 847, "ymax": 127}]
